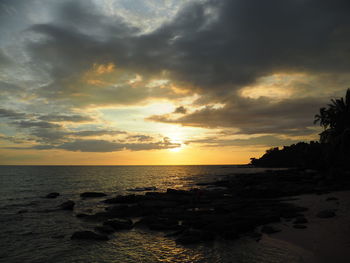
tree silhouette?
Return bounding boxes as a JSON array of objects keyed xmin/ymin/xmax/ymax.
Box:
[
  {"xmin": 314, "ymin": 89, "xmax": 350, "ymax": 169},
  {"xmin": 314, "ymin": 89, "xmax": 350, "ymax": 143},
  {"xmin": 251, "ymin": 89, "xmax": 350, "ymax": 170}
]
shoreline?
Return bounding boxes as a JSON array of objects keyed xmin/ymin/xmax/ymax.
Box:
[
  {"xmin": 41, "ymin": 167, "xmax": 350, "ymax": 262},
  {"xmin": 268, "ymin": 190, "xmax": 350, "ymax": 263}
]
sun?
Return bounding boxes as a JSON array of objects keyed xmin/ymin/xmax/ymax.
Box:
[
  {"xmin": 167, "ymin": 136, "xmax": 184, "ymax": 152},
  {"xmin": 169, "ymin": 145, "xmax": 182, "ymax": 152}
]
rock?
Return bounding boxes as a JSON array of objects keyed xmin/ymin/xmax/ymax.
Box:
[
  {"xmin": 176, "ymin": 229, "xmax": 214, "ymax": 245},
  {"xmin": 103, "ymin": 218, "xmax": 133, "ymax": 230},
  {"xmin": 176, "ymin": 234, "xmax": 201, "ymax": 245},
  {"xmin": 95, "ymin": 225, "xmax": 115, "ymax": 234},
  {"xmin": 134, "ymin": 216, "xmax": 159, "ymax": 228},
  {"xmin": 317, "ymin": 210, "xmax": 336, "ymax": 218},
  {"xmin": 164, "ymin": 229, "xmax": 186, "ymax": 237},
  {"xmin": 294, "ymin": 216, "xmax": 308, "ymax": 224},
  {"xmin": 80, "ymin": 192, "xmax": 107, "ymax": 198},
  {"xmin": 52, "ymin": 234, "xmax": 65, "ymax": 239},
  {"xmin": 293, "ymin": 224, "xmax": 307, "ymax": 229},
  {"xmin": 76, "ymin": 213, "xmax": 89, "ymax": 218},
  {"xmin": 46, "ymin": 192, "xmax": 60, "ymax": 198},
  {"xmin": 71, "ymin": 231, "xmax": 108, "ymax": 241},
  {"xmin": 261, "ymin": 225, "xmax": 281, "ymax": 234},
  {"xmin": 104, "ymin": 194, "xmax": 138, "ymax": 204},
  {"xmin": 59, "ymin": 200, "xmax": 75, "ymax": 210},
  {"xmin": 247, "ymin": 231, "xmax": 262, "ymax": 242},
  {"xmin": 166, "ymin": 189, "xmax": 191, "ymax": 195},
  {"xmin": 139, "ymin": 199, "xmax": 179, "ymax": 209},
  {"xmin": 326, "ymin": 197, "xmax": 338, "ymax": 201},
  {"xmin": 127, "ymin": 187, "xmax": 157, "ymax": 192}
]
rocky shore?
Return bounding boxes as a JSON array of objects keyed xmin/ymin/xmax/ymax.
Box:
[{"xmin": 47, "ymin": 169, "xmax": 350, "ymax": 246}]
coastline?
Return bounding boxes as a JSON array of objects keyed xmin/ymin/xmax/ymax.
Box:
[
  {"xmin": 4, "ymin": 166, "xmax": 350, "ymax": 262},
  {"xmin": 267, "ymin": 190, "xmax": 350, "ymax": 263}
]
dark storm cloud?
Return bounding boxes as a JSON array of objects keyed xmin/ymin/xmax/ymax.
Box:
[
  {"xmin": 11, "ymin": 120, "xmax": 61, "ymax": 129},
  {"xmin": 127, "ymin": 135, "xmax": 153, "ymax": 142},
  {"xmin": 30, "ymin": 128, "xmax": 126, "ymax": 144},
  {"xmin": 0, "ymin": 81, "xmax": 23, "ymax": 94},
  {"xmin": 72, "ymin": 130, "xmax": 126, "ymax": 136},
  {"xmin": 149, "ymin": 96, "xmax": 322, "ymax": 135},
  {"xmin": 1, "ymin": 0, "xmax": 350, "ymax": 147},
  {"xmin": 38, "ymin": 114, "xmax": 94, "ymax": 122},
  {"xmin": 0, "ymin": 48, "xmax": 11, "ymax": 65},
  {"xmin": 173, "ymin": 106, "xmax": 187, "ymax": 114},
  {"xmin": 0, "ymin": 108, "xmax": 26, "ymax": 119},
  {"xmin": 28, "ymin": 137, "xmax": 180, "ymax": 152},
  {"xmin": 24, "ymin": 1, "xmax": 346, "ymax": 87},
  {"xmin": 186, "ymin": 135, "xmax": 301, "ymax": 148},
  {"xmin": 22, "ymin": 0, "xmax": 350, "ymax": 104}
]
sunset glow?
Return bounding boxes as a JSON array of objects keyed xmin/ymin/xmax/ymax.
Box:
[{"xmin": 1, "ymin": 0, "xmax": 349, "ymax": 165}]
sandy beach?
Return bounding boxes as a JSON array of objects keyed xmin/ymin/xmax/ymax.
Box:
[{"xmin": 263, "ymin": 190, "xmax": 350, "ymax": 263}]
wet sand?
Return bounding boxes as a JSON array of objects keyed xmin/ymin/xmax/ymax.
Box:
[{"xmin": 266, "ymin": 190, "xmax": 350, "ymax": 263}]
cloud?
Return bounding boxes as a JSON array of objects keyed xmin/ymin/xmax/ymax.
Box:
[
  {"xmin": 30, "ymin": 128, "xmax": 127, "ymax": 144},
  {"xmin": 0, "ymin": 48, "xmax": 11, "ymax": 66},
  {"xmin": 18, "ymin": 0, "xmax": 349, "ymax": 111},
  {"xmin": 0, "ymin": 108, "xmax": 26, "ymax": 119},
  {"xmin": 148, "ymin": 96, "xmax": 323, "ymax": 135},
  {"xmin": 173, "ymin": 106, "xmax": 187, "ymax": 114},
  {"xmin": 32, "ymin": 137, "xmax": 181, "ymax": 152},
  {"xmin": 38, "ymin": 114, "xmax": 94, "ymax": 122},
  {"xmin": 72, "ymin": 130, "xmax": 126, "ymax": 137},
  {"xmin": 127, "ymin": 134, "xmax": 153, "ymax": 142},
  {"xmin": 186, "ymin": 135, "xmax": 302, "ymax": 148},
  {"xmin": 1, "ymin": 0, "xmax": 350, "ymax": 155},
  {"xmin": 11, "ymin": 120, "xmax": 61, "ymax": 129}
]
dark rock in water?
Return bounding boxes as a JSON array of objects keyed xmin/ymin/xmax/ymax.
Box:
[
  {"xmin": 104, "ymin": 194, "xmax": 138, "ymax": 204},
  {"xmin": 71, "ymin": 231, "xmax": 108, "ymax": 241},
  {"xmin": 134, "ymin": 216, "xmax": 159, "ymax": 228},
  {"xmin": 261, "ymin": 225, "xmax": 281, "ymax": 234},
  {"xmin": 103, "ymin": 218, "xmax": 133, "ymax": 230},
  {"xmin": 293, "ymin": 224, "xmax": 307, "ymax": 229},
  {"xmin": 326, "ymin": 197, "xmax": 339, "ymax": 201},
  {"xmin": 17, "ymin": 209, "xmax": 28, "ymax": 214},
  {"xmin": 80, "ymin": 192, "xmax": 107, "ymax": 198},
  {"xmin": 127, "ymin": 186, "xmax": 157, "ymax": 192},
  {"xmin": 52, "ymin": 234, "xmax": 65, "ymax": 239},
  {"xmin": 59, "ymin": 200, "xmax": 75, "ymax": 210},
  {"xmin": 167, "ymin": 188, "xmax": 191, "ymax": 195},
  {"xmin": 294, "ymin": 216, "xmax": 308, "ymax": 224},
  {"xmin": 78, "ymin": 212, "xmax": 110, "ymax": 221},
  {"xmin": 247, "ymin": 231, "xmax": 262, "ymax": 242},
  {"xmin": 46, "ymin": 192, "xmax": 60, "ymax": 198},
  {"xmin": 76, "ymin": 213, "xmax": 89, "ymax": 218},
  {"xmin": 176, "ymin": 229, "xmax": 214, "ymax": 245},
  {"xmin": 317, "ymin": 210, "xmax": 336, "ymax": 218},
  {"xmin": 164, "ymin": 229, "xmax": 186, "ymax": 237},
  {"xmin": 95, "ymin": 225, "xmax": 115, "ymax": 234}
]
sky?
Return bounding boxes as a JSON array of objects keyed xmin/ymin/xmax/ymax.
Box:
[{"xmin": 1, "ymin": 0, "xmax": 350, "ymax": 165}]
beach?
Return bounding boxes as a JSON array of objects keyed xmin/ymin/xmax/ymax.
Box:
[{"xmin": 269, "ymin": 190, "xmax": 350, "ymax": 263}]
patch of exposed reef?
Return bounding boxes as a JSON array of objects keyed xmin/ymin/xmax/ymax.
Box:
[{"xmin": 47, "ymin": 169, "xmax": 350, "ymax": 244}]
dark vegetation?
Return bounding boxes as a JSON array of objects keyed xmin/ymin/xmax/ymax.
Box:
[{"xmin": 251, "ymin": 89, "xmax": 350, "ymax": 171}]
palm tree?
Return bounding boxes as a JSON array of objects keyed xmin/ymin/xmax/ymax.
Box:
[
  {"xmin": 314, "ymin": 89, "xmax": 350, "ymax": 170},
  {"xmin": 314, "ymin": 89, "xmax": 350, "ymax": 143}
]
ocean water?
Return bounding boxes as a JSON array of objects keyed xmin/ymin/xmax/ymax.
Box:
[{"xmin": 0, "ymin": 165, "xmax": 306, "ymax": 263}]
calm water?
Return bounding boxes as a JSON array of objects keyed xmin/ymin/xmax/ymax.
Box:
[{"xmin": 0, "ymin": 165, "xmax": 305, "ymax": 263}]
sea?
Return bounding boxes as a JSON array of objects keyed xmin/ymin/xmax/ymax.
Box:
[{"xmin": 0, "ymin": 165, "xmax": 307, "ymax": 263}]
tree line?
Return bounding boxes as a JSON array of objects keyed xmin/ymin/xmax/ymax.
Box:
[{"xmin": 251, "ymin": 89, "xmax": 350, "ymax": 171}]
